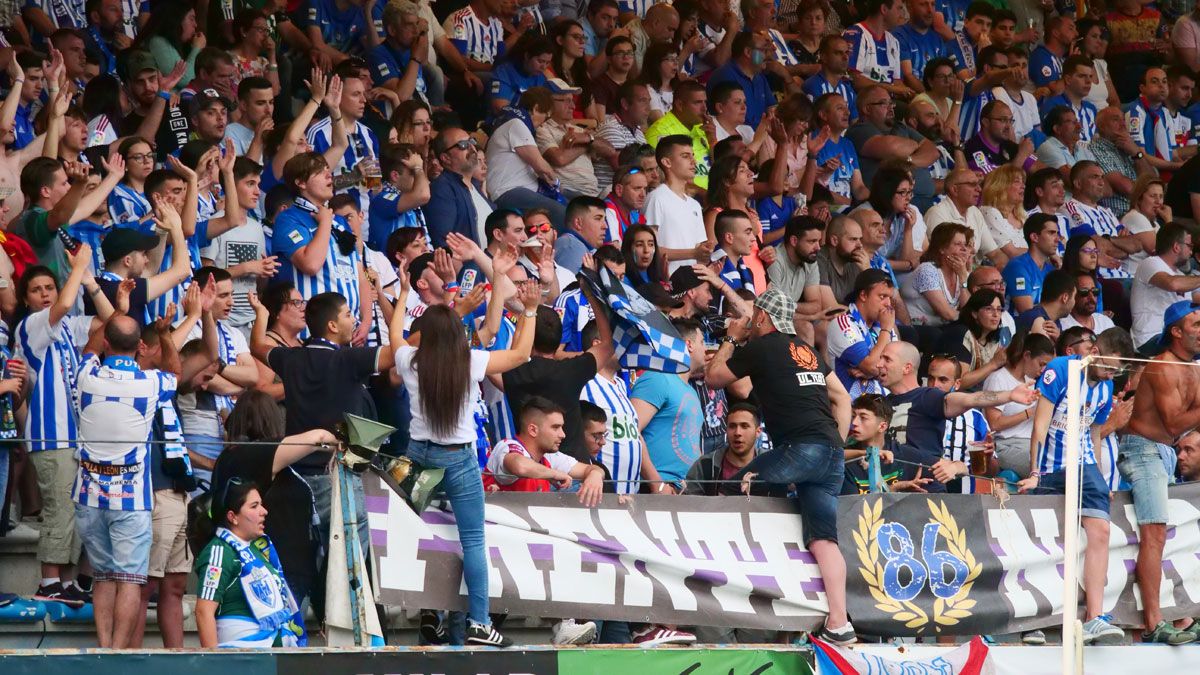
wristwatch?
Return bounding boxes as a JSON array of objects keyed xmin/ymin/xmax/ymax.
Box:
[{"xmin": 1133, "ymin": 151, "xmax": 1145, "ymax": 161}]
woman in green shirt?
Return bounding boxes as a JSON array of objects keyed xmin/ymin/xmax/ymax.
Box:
[
  {"xmin": 132, "ymin": 2, "xmax": 205, "ymax": 91},
  {"xmin": 194, "ymin": 478, "xmax": 303, "ymax": 648}
]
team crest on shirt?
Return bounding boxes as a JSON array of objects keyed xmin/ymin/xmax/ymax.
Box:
[
  {"xmin": 1015, "ymin": 278, "xmax": 1026, "ymax": 290},
  {"xmin": 1042, "ymin": 369, "xmax": 1056, "ymax": 386},
  {"xmin": 1041, "ymin": 65, "xmax": 1051, "ymax": 77},
  {"xmin": 377, "ymin": 63, "xmax": 390, "ymax": 77},
  {"xmin": 790, "ymin": 342, "xmax": 818, "ymax": 370},
  {"xmin": 288, "ymin": 230, "xmax": 303, "ymax": 244}
]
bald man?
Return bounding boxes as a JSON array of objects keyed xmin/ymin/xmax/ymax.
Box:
[
  {"xmin": 630, "ymin": 4, "xmax": 679, "ymax": 69},
  {"xmin": 876, "ymin": 341, "xmax": 1036, "ymax": 459}
]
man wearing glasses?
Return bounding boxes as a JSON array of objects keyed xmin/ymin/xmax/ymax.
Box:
[
  {"xmin": 963, "ymin": 99, "xmax": 1036, "ymax": 175},
  {"xmin": 845, "ymin": 84, "xmax": 939, "ymax": 203},
  {"xmin": 1016, "ymin": 326, "xmax": 1134, "ymax": 645},
  {"xmin": 426, "ymin": 127, "xmax": 492, "ymax": 247},
  {"xmin": 1059, "ymin": 272, "xmax": 1116, "ymax": 334},
  {"xmin": 923, "ymin": 166, "xmax": 1006, "ymax": 268}
]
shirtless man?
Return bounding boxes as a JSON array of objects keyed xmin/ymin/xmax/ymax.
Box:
[{"xmin": 1120, "ymin": 300, "xmax": 1200, "ymax": 645}]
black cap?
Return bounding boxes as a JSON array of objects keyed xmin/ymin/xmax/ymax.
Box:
[
  {"xmin": 669, "ymin": 265, "xmax": 706, "ymax": 294},
  {"xmin": 188, "ymin": 88, "xmax": 233, "ymax": 118},
  {"xmin": 635, "ymin": 282, "xmax": 683, "ymax": 310},
  {"xmin": 844, "ymin": 268, "xmax": 894, "ymax": 306},
  {"xmin": 101, "ymin": 228, "xmax": 159, "ymax": 264}
]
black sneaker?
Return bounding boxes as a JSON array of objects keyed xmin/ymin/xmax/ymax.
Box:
[
  {"xmin": 466, "ymin": 621, "xmax": 512, "ymax": 647},
  {"xmin": 62, "ymin": 583, "xmax": 91, "ymax": 606},
  {"xmin": 419, "ymin": 610, "xmax": 448, "ymax": 645},
  {"xmin": 33, "ymin": 582, "xmax": 84, "ymax": 608}
]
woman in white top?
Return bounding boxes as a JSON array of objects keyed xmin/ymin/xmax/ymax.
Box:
[
  {"xmin": 1078, "ymin": 19, "xmax": 1121, "ymax": 111},
  {"xmin": 392, "ymin": 260, "xmax": 538, "ymax": 648},
  {"xmin": 979, "ymin": 165, "xmax": 1029, "ymax": 260},
  {"xmin": 640, "ymin": 43, "xmax": 679, "ymax": 124},
  {"xmin": 912, "ymin": 57, "xmax": 962, "ymax": 129},
  {"xmin": 1120, "ymin": 175, "xmax": 1170, "ymax": 276},
  {"xmin": 484, "ymin": 86, "xmax": 559, "ymax": 207},
  {"xmin": 900, "ymin": 222, "xmax": 972, "ymax": 326},
  {"xmin": 982, "ymin": 331, "xmax": 1056, "ymax": 477}
]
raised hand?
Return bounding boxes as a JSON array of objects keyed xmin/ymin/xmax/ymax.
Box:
[
  {"xmin": 152, "ymin": 194, "xmax": 182, "ymax": 231},
  {"xmin": 101, "ymin": 147, "xmax": 126, "ymax": 181},
  {"xmin": 199, "ymin": 275, "xmax": 218, "ymax": 313},
  {"xmin": 116, "ymin": 278, "xmax": 136, "ymax": 315},
  {"xmin": 492, "ymin": 243, "xmax": 518, "ymax": 278},
  {"xmin": 66, "ymin": 243, "xmax": 92, "ymax": 270},
  {"xmin": 63, "ymin": 159, "xmax": 89, "ymax": 183},
  {"xmin": 396, "ymin": 256, "xmax": 411, "ymax": 294},
  {"xmin": 807, "ymin": 125, "xmax": 832, "ymax": 157},
  {"xmin": 445, "ymin": 231, "xmax": 483, "ymax": 263},
  {"xmin": 161, "ymin": 60, "xmax": 187, "ymax": 93},
  {"xmin": 324, "ymin": 75, "xmax": 344, "ymax": 112},
  {"xmin": 155, "ymin": 305, "xmax": 176, "ymax": 334},
  {"xmin": 433, "ymin": 248, "xmax": 458, "ymax": 286},
  {"xmin": 517, "ymin": 280, "xmax": 541, "ymax": 312},
  {"xmin": 168, "ymin": 155, "xmax": 198, "ymax": 183},
  {"xmin": 306, "ymin": 68, "xmax": 328, "ymax": 102},
  {"xmin": 219, "ymin": 139, "xmax": 236, "ymax": 173},
  {"xmin": 181, "ymin": 282, "xmax": 201, "ymax": 318}
]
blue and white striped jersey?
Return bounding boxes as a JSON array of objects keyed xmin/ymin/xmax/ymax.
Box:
[
  {"xmin": 1040, "ymin": 94, "xmax": 1098, "ymax": 142},
  {"xmin": 185, "ymin": 319, "xmax": 249, "ymax": 414},
  {"xmin": 800, "ymin": 73, "xmax": 858, "ymax": 122},
  {"xmin": 1125, "ymin": 98, "xmax": 1181, "ymax": 161},
  {"xmin": 30, "ymin": 0, "xmax": 86, "ymax": 30},
  {"xmin": 581, "ymin": 373, "xmax": 642, "ymax": 495},
  {"xmin": 767, "ymin": 29, "xmax": 799, "ymax": 67},
  {"xmin": 617, "ymin": 0, "xmax": 658, "ymax": 18},
  {"xmin": 443, "ymin": 5, "xmax": 505, "ymax": 65},
  {"xmin": 307, "ymin": 116, "xmax": 380, "ymax": 215},
  {"xmin": 554, "ymin": 288, "xmax": 593, "ymax": 353},
  {"xmin": 107, "ymin": 183, "xmax": 153, "ymax": 231},
  {"xmin": 73, "ymin": 355, "xmax": 179, "ymax": 511},
  {"xmin": 1098, "ymin": 432, "xmax": 1120, "ymax": 491},
  {"xmin": 842, "ymin": 22, "xmax": 902, "ymax": 85},
  {"xmin": 271, "ymin": 200, "xmax": 363, "ymax": 320},
  {"xmin": 1035, "ymin": 355, "xmax": 1112, "ymax": 474},
  {"xmin": 957, "ymin": 79, "xmax": 994, "ymax": 143},
  {"xmin": 146, "ymin": 221, "xmax": 209, "ymax": 324},
  {"xmin": 481, "ymin": 314, "xmax": 517, "ymax": 444},
  {"xmin": 943, "ymin": 408, "xmax": 989, "ymax": 493},
  {"xmin": 1064, "ymin": 198, "xmax": 1130, "ymax": 279},
  {"xmin": 14, "ymin": 309, "xmax": 92, "ymax": 453}
]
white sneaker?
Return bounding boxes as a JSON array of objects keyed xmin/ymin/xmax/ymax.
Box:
[{"xmin": 552, "ymin": 619, "xmax": 597, "ymax": 645}]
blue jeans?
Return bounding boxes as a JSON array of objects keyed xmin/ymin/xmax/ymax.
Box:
[
  {"xmin": 734, "ymin": 440, "xmax": 843, "ymax": 545},
  {"xmin": 406, "ymin": 439, "xmax": 491, "ymax": 625},
  {"xmin": 494, "ymin": 187, "xmax": 568, "ymax": 230},
  {"xmin": 1119, "ymin": 434, "xmax": 1173, "ymax": 524}
]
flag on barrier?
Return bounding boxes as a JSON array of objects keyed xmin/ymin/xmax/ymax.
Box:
[{"xmin": 812, "ymin": 636, "xmax": 994, "ymax": 674}]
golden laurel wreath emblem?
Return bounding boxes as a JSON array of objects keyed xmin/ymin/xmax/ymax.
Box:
[{"xmin": 853, "ymin": 498, "xmax": 983, "ymax": 632}]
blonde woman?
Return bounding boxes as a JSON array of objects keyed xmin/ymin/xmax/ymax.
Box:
[
  {"xmin": 1120, "ymin": 175, "xmax": 1170, "ymax": 275},
  {"xmin": 980, "ymin": 165, "xmax": 1029, "ymax": 260}
]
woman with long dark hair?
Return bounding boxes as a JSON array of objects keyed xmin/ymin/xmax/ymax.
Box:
[
  {"xmin": 391, "ymin": 275, "xmax": 539, "ymax": 647},
  {"xmin": 639, "ymin": 42, "xmax": 680, "ymax": 123},
  {"xmin": 548, "ymin": 21, "xmax": 588, "ymax": 121},
  {"xmin": 108, "ymin": 137, "xmax": 155, "ymax": 228},
  {"xmin": 490, "ymin": 33, "xmax": 553, "ymax": 114},
  {"xmin": 982, "ymin": 330, "xmax": 1056, "ymax": 476},
  {"xmin": 391, "ymin": 100, "xmax": 434, "ymax": 159},
  {"xmin": 1063, "ymin": 233, "xmax": 1112, "ymax": 316},
  {"xmin": 208, "ymin": 390, "xmax": 338, "ymax": 608},
  {"xmin": 936, "ymin": 289, "xmax": 1007, "ymax": 390},
  {"xmin": 134, "ymin": 1, "xmax": 204, "ymax": 90},
  {"xmin": 705, "ymin": 155, "xmax": 768, "ymax": 292},
  {"xmin": 622, "ymin": 223, "xmax": 668, "ymax": 287},
  {"xmin": 81, "ymin": 75, "xmax": 127, "ymax": 148}
]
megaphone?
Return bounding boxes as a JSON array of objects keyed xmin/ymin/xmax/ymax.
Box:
[
  {"xmin": 337, "ymin": 414, "xmax": 397, "ymax": 472},
  {"xmin": 377, "ymin": 455, "xmax": 444, "ymax": 513}
]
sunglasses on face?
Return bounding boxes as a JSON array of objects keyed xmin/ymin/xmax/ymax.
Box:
[
  {"xmin": 526, "ymin": 222, "xmax": 552, "ymax": 234},
  {"xmin": 1076, "ymin": 287, "xmax": 1101, "ymax": 297},
  {"xmin": 451, "ymin": 138, "xmax": 478, "ymax": 151}
]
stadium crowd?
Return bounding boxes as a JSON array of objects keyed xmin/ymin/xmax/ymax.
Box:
[{"xmin": 0, "ymin": 0, "xmax": 1199, "ymax": 653}]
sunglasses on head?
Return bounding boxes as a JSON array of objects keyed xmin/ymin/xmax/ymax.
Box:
[{"xmin": 219, "ymin": 476, "xmax": 246, "ymax": 515}]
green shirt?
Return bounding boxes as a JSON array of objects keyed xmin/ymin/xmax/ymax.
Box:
[
  {"xmin": 195, "ymin": 535, "xmax": 272, "ymax": 619},
  {"xmin": 11, "ymin": 207, "xmax": 67, "ymax": 284},
  {"xmin": 645, "ymin": 112, "xmax": 711, "ymax": 190}
]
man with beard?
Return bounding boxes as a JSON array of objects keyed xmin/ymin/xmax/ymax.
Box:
[
  {"xmin": 426, "ymin": 127, "xmax": 488, "ymax": 246},
  {"xmin": 905, "ymin": 98, "xmax": 966, "ymax": 196},
  {"xmin": 845, "ymin": 84, "xmax": 939, "ymax": 203},
  {"xmin": 964, "ymin": 100, "xmax": 1037, "ymax": 175},
  {"xmin": 120, "ymin": 52, "xmax": 189, "ymax": 162},
  {"xmin": 1060, "ymin": 272, "xmax": 1116, "ymax": 333},
  {"xmin": 817, "ymin": 215, "xmax": 866, "ymax": 305},
  {"xmin": 768, "ymin": 215, "xmax": 829, "ymax": 317}
]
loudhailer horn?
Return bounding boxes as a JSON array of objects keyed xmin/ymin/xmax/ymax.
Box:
[{"xmin": 340, "ymin": 413, "xmax": 447, "ymax": 514}]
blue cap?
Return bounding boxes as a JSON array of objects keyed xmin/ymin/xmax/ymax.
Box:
[{"xmin": 1158, "ymin": 300, "xmax": 1200, "ymax": 350}]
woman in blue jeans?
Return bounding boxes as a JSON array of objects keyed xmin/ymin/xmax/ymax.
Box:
[{"xmin": 392, "ymin": 267, "xmax": 538, "ymax": 648}]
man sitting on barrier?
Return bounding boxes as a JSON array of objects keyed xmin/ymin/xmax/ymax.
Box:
[
  {"xmin": 1016, "ymin": 327, "xmax": 1134, "ymax": 645},
  {"xmin": 1120, "ymin": 301, "xmax": 1200, "ymax": 645}
]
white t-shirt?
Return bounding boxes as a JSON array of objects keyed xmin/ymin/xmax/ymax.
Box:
[
  {"xmin": 395, "ymin": 347, "xmax": 490, "ymax": 444},
  {"xmin": 468, "ymin": 183, "xmax": 493, "ymax": 247},
  {"xmin": 980, "ymin": 206, "xmax": 1024, "ymax": 252},
  {"xmin": 485, "ymin": 118, "xmax": 540, "ymax": 201},
  {"xmin": 715, "ymin": 122, "xmax": 754, "ymax": 144},
  {"xmin": 644, "ymin": 183, "xmax": 705, "ymax": 273},
  {"xmin": 991, "ymin": 87, "xmax": 1041, "ymax": 141},
  {"xmin": 923, "ymin": 199, "xmax": 999, "ymax": 263},
  {"xmin": 1119, "ymin": 210, "xmax": 1156, "ymax": 276},
  {"xmin": 1131, "ymin": 255, "xmax": 1185, "ymax": 347},
  {"xmin": 485, "ymin": 438, "xmax": 578, "ymax": 486},
  {"xmin": 1059, "ymin": 312, "xmax": 1116, "ymax": 334},
  {"xmin": 982, "ymin": 366, "xmax": 1034, "ymax": 440},
  {"xmin": 201, "ymin": 215, "xmax": 268, "ymax": 327}
]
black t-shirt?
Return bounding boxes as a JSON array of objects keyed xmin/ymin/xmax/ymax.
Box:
[
  {"xmin": 210, "ymin": 444, "xmax": 318, "ymax": 589},
  {"xmin": 841, "ymin": 441, "xmax": 947, "ymax": 495},
  {"xmin": 1166, "ymin": 154, "xmax": 1200, "ymax": 220},
  {"xmin": 267, "ymin": 343, "xmax": 380, "ymax": 473},
  {"xmin": 725, "ymin": 331, "xmax": 841, "ymax": 447},
  {"xmin": 502, "ymin": 353, "xmax": 597, "ymax": 461},
  {"xmin": 885, "ymin": 387, "xmax": 948, "ymax": 457},
  {"xmin": 83, "ymin": 276, "xmax": 149, "ymax": 325}
]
